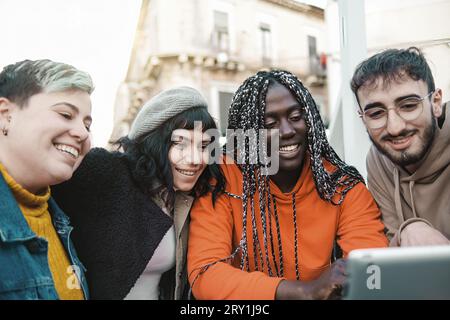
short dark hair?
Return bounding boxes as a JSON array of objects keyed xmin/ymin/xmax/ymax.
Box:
[{"xmin": 351, "ymin": 47, "xmax": 435, "ymax": 106}]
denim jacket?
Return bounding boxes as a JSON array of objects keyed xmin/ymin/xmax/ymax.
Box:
[{"xmin": 0, "ymin": 174, "xmax": 89, "ymax": 300}]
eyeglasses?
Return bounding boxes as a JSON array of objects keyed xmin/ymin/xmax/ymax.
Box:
[{"xmin": 358, "ymin": 91, "xmax": 434, "ymax": 129}]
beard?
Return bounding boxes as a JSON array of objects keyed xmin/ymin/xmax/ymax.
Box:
[{"xmin": 369, "ymin": 119, "xmax": 437, "ymax": 167}]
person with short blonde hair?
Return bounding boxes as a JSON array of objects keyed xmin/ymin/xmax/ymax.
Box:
[{"xmin": 0, "ymin": 59, "xmax": 94, "ymax": 299}]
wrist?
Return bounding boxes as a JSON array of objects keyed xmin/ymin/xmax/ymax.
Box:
[
  {"xmin": 398, "ymin": 218, "xmax": 433, "ymax": 245},
  {"xmin": 275, "ymin": 279, "xmax": 316, "ymax": 300}
]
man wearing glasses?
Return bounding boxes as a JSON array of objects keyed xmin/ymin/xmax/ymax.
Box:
[{"xmin": 351, "ymin": 47, "xmax": 450, "ymax": 247}]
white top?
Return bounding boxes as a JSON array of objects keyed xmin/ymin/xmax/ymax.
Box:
[{"xmin": 125, "ymin": 225, "xmax": 176, "ymax": 300}]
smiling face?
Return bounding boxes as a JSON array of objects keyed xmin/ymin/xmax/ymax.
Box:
[
  {"xmin": 0, "ymin": 90, "xmax": 92, "ymax": 193},
  {"xmin": 264, "ymin": 82, "xmax": 307, "ymax": 183},
  {"xmin": 357, "ymin": 76, "xmax": 442, "ymax": 172},
  {"xmin": 168, "ymin": 128, "xmax": 210, "ymax": 192}
]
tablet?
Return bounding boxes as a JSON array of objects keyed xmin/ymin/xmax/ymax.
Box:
[{"xmin": 343, "ymin": 246, "xmax": 450, "ymax": 300}]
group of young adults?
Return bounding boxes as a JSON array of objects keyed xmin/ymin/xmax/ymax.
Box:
[{"xmin": 0, "ymin": 46, "xmax": 447, "ymax": 299}]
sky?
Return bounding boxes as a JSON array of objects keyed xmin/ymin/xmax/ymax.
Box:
[
  {"xmin": 0, "ymin": 0, "xmax": 325, "ymax": 147},
  {"xmin": 0, "ymin": 0, "xmax": 142, "ymax": 147}
]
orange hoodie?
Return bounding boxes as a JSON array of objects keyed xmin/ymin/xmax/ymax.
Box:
[{"xmin": 188, "ymin": 157, "xmax": 388, "ymax": 300}]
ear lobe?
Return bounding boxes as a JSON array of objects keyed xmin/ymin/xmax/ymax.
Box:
[
  {"xmin": 431, "ymin": 89, "xmax": 443, "ymax": 118},
  {"xmin": 0, "ymin": 97, "xmax": 13, "ymax": 121}
]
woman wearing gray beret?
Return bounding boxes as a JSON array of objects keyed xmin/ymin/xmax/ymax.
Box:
[{"xmin": 52, "ymin": 86, "xmax": 225, "ymax": 300}]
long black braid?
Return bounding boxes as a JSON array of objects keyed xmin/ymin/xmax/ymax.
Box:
[{"xmin": 189, "ymin": 70, "xmax": 363, "ymax": 294}]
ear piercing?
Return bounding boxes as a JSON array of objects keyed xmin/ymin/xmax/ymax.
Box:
[{"xmin": 2, "ymin": 116, "xmax": 11, "ymax": 136}]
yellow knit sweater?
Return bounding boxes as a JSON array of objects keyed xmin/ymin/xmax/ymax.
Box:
[{"xmin": 0, "ymin": 164, "xmax": 84, "ymax": 300}]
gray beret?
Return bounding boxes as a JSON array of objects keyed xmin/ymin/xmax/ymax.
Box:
[{"xmin": 128, "ymin": 86, "xmax": 208, "ymax": 140}]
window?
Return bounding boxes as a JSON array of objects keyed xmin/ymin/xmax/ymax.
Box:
[
  {"xmin": 307, "ymin": 35, "xmax": 319, "ymax": 74},
  {"xmin": 218, "ymin": 91, "xmax": 233, "ymax": 136},
  {"xmin": 213, "ymin": 10, "xmax": 229, "ymax": 52},
  {"xmin": 260, "ymin": 22, "xmax": 272, "ymax": 66}
]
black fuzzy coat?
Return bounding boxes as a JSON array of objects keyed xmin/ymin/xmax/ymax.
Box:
[{"xmin": 52, "ymin": 148, "xmax": 173, "ymax": 300}]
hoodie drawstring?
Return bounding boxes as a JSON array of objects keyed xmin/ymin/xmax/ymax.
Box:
[
  {"xmin": 409, "ymin": 180, "xmax": 418, "ymax": 218},
  {"xmin": 393, "ymin": 167, "xmax": 405, "ymax": 223}
]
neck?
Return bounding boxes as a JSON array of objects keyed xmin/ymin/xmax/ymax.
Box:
[
  {"xmin": 270, "ymin": 162, "xmax": 304, "ymax": 193},
  {"xmin": 403, "ymin": 164, "xmax": 416, "ymax": 175},
  {"xmin": 0, "ymin": 157, "xmax": 45, "ymax": 195}
]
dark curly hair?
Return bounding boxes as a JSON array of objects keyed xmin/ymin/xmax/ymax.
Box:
[
  {"xmin": 351, "ymin": 47, "xmax": 435, "ymax": 107},
  {"xmin": 117, "ymin": 107, "xmax": 225, "ymax": 209}
]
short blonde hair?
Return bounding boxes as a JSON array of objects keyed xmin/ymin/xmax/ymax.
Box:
[{"xmin": 0, "ymin": 59, "xmax": 94, "ymax": 107}]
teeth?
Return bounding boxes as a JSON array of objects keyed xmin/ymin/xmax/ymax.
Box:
[
  {"xmin": 176, "ymin": 168, "xmax": 196, "ymax": 176},
  {"xmin": 54, "ymin": 144, "xmax": 79, "ymax": 159},
  {"xmin": 389, "ymin": 133, "xmax": 414, "ymax": 145},
  {"xmin": 391, "ymin": 137, "xmax": 409, "ymax": 145},
  {"xmin": 279, "ymin": 144, "xmax": 299, "ymax": 152}
]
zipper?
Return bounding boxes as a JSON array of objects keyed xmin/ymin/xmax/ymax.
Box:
[{"xmin": 67, "ymin": 227, "xmax": 88, "ymax": 299}]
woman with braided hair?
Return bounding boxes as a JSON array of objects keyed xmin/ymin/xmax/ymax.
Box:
[{"xmin": 187, "ymin": 69, "xmax": 388, "ymax": 300}]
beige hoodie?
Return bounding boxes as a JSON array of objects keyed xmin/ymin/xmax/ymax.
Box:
[{"xmin": 366, "ymin": 102, "xmax": 450, "ymax": 242}]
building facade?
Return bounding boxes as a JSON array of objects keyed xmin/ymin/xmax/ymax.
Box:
[
  {"xmin": 326, "ymin": 0, "xmax": 450, "ymax": 118},
  {"xmin": 110, "ymin": 0, "xmax": 327, "ymax": 142},
  {"xmin": 324, "ymin": 0, "xmax": 450, "ymax": 177}
]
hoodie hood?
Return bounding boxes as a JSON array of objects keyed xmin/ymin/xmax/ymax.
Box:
[{"xmin": 268, "ymin": 156, "xmax": 314, "ymax": 203}]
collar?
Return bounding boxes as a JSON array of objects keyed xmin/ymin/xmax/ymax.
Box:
[
  {"xmin": 0, "ymin": 173, "xmax": 72, "ymax": 242},
  {"xmin": 0, "ymin": 173, "xmax": 36, "ymax": 242},
  {"xmin": 173, "ymin": 191, "xmax": 194, "ymax": 240}
]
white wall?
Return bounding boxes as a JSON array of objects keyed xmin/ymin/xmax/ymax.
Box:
[{"xmin": 326, "ymin": 0, "xmax": 450, "ymax": 107}]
